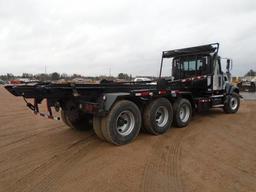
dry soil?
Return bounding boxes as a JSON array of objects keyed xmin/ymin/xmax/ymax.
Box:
[{"xmin": 0, "ymin": 86, "xmax": 255, "ymax": 192}]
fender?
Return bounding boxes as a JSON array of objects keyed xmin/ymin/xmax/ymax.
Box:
[
  {"xmin": 225, "ymin": 83, "xmax": 241, "ymax": 96},
  {"xmin": 103, "ymin": 92, "xmax": 130, "ymax": 112}
]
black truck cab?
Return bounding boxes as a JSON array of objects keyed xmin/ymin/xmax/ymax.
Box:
[{"xmin": 160, "ymin": 43, "xmax": 239, "ymax": 100}]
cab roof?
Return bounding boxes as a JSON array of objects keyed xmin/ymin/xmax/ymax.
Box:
[{"xmin": 162, "ymin": 43, "xmax": 219, "ymax": 58}]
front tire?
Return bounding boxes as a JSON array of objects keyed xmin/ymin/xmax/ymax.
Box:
[
  {"xmin": 173, "ymin": 98, "xmax": 192, "ymax": 128},
  {"xmin": 143, "ymin": 98, "xmax": 173, "ymax": 135},
  {"xmin": 223, "ymin": 93, "xmax": 240, "ymax": 113},
  {"xmin": 101, "ymin": 100, "xmax": 142, "ymax": 145}
]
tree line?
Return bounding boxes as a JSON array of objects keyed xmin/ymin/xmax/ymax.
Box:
[
  {"xmin": 0, "ymin": 72, "xmax": 133, "ymax": 82},
  {"xmin": 2, "ymin": 69, "xmax": 254, "ymax": 82},
  {"xmin": 245, "ymin": 70, "xmax": 256, "ymax": 77}
]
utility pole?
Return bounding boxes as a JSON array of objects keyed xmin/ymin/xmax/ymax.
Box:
[
  {"xmin": 109, "ymin": 66, "xmax": 111, "ymax": 77},
  {"xmin": 45, "ymin": 64, "xmax": 47, "ymax": 74}
]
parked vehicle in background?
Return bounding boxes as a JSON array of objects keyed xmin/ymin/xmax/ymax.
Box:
[
  {"xmin": 9, "ymin": 78, "xmax": 39, "ymax": 84},
  {"xmin": 134, "ymin": 77, "xmax": 152, "ymax": 82},
  {"xmin": 0, "ymin": 79, "xmax": 6, "ymax": 85},
  {"xmin": 237, "ymin": 79, "xmax": 256, "ymax": 92},
  {"xmin": 5, "ymin": 43, "xmax": 241, "ymax": 145},
  {"xmin": 134, "ymin": 77, "xmax": 156, "ymax": 85}
]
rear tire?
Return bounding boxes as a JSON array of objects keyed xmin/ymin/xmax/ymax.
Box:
[
  {"xmin": 101, "ymin": 100, "xmax": 142, "ymax": 145},
  {"xmin": 143, "ymin": 98, "xmax": 173, "ymax": 135},
  {"xmin": 61, "ymin": 110, "xmax": 92, "ymax": 131},
  {"xmin": 173, "ymin": 98, "xmax": 192, "ymax": 128},
  {"xmin": 61, "ymin": 100, "xmax": 92, "ymax": 131},
  {"xmin": 93, "ymin": 116, "xmax": 105, "ymax": 141},
  {"xmin": 223, "ymin": 93, "xmax": 240, "ymax": 113},
  {"xmin": 61, "ymin": 110, "xmax": 71, "ymax": 127}
]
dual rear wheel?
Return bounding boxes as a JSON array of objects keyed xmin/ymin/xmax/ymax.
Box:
[
  {"xmin": 143, "ymin": 98, "xmax": 173, "ymax": 135},
  {"xmin": 92, "ymin": 98, "xmax": 192, "ymax": 145},
  {"xmin": 61, "ymin": 98, "xmax": 192, "ymax": 145},
  {"xmin": 173, "ymin": 98, "xmax": 192, "ymax": 127},
  {"xmin": 93, "ymin": 100, "xmax": 141, "ymax": 145}
]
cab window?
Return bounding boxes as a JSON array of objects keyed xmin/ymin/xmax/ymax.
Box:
[{"xmin": 172, "ymin": 56, "xmax": 210, "ymax": 80}]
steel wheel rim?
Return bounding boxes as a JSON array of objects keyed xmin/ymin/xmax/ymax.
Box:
[
  {"xmin": 155, "ymin": 106, "xmax": 169, "ymax": 127},
  {"xmin": 230, "ymin": 97, "xmax": 238, "ymax": 110},
  {"xmin": 179, "ymin": 104, "xmax": 190, "ymax": 123},
  {"xmin": 116, "ymin": 110, "xmax": 135, "ymax": 136}
]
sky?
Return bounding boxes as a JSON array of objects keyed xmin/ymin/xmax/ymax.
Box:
[{"xmin": 0, "ymin": 0, "xmax": 256, "ymax": 77}]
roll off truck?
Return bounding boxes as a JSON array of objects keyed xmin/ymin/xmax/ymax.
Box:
[{"xmin": 5, "ymin": 43, "xmax": 241, "ymax": 145}]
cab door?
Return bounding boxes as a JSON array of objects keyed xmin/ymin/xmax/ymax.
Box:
[{"xmin": 213, "ymin": 59, "xmax": 223, "ymax": 91}]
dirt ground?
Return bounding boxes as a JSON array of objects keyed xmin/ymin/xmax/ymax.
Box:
[{"xmin": 0, "ymin": 86, "xmax": 255, "ymax": 192}]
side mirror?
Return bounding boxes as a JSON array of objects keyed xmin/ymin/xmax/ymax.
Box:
[
  {"xmin": 226, "ymin": 59, "xmax": 230, "ymax": 70},
  {"xmin": 226, "ymin": 59, "xmax": 232, "ymax": 71}
]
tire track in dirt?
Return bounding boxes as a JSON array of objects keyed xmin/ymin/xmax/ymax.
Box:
[
  {"xmin": 142, "ymin": 129, "xmax": 186, "ymax": 192},
  {"xmin": 0, "ymin": 108, "xmax": 29, "ymax": 115},
  {"xmin": 0, "ymin": 124, "xmax": 55, "ymax": 138},
  {"xmin": 0, "ymin": 129, "xmax": 94, "ymax": 179},
  {"xmin": 5, "ymin": 133, "xmax": 98, "ymax": 192},
  {"xmin": 0, "ymin": 115, "xmax": 34, "ymax": 130},
  {"xmin": 0, "ymin": 124, "xmax": 63, "ymax": 149}
]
